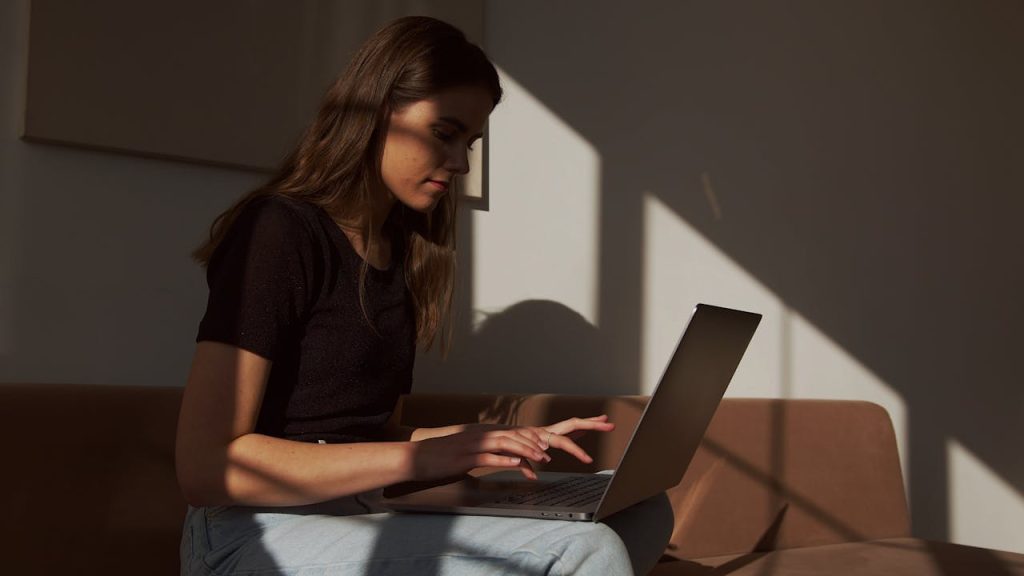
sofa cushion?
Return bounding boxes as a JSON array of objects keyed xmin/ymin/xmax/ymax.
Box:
[{"xmin": 649, "ymin": 538, "xmax": 1024, "ymax": 575}]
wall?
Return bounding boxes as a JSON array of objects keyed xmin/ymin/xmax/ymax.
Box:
[
  {"xmin": 420, "ymin": 0, "xmax": 1024, "ymax": 552},
  {"xmin": 1, "ymin": 0, "xmax": 1020, "ymax": 553},
  {"xmin": 0, "ymin": 1, "xmax": 263, "ymax": 386}
]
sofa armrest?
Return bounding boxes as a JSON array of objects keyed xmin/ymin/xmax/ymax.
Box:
[{"xmin": 0, "ymin": 383, "xmax": 186, "ymax": 576}]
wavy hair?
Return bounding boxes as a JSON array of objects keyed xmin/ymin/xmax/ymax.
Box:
[{"xmin": 193, "ymin": 16, "xmax": 502, "ymax": 353}]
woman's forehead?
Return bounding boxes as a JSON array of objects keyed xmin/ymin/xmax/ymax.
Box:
[{"xmin": 418, "ymin": 86, "xmax": 493, "ymax": 133}]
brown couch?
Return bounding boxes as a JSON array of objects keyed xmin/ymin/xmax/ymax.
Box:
[{"xmin": 1, "ymin": 383, "xmax": 1021, "ymax": 575}]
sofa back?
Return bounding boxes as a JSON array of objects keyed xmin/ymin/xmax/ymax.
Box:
[
  {"xmin": 0, "ymin": 385, "xmax": 911, "ymax": 573},
  {"xmin": 397, "ymin": 394, "xmax": 911, "ymax": 559}
]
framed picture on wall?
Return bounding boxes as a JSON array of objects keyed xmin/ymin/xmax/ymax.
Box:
[{"xmin": 24, "ymin": 0, "xmax": 488, "ymax": 203}]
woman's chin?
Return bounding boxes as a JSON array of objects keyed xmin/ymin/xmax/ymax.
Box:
[{"xmin": 402, "ymin": 195, "xmax": 442, "ymax": 214}]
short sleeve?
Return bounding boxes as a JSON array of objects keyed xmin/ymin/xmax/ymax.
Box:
[{"xmin": 196, "ymin": 197, "xmax": 316, "ymax": 360}]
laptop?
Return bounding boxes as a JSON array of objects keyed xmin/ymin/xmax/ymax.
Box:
[{"xmin": 382, "ymin": 303, "xmax": 761, "ymax": 522}]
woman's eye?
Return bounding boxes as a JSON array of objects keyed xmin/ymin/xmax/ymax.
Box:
[{"xmin": 432, "ymin": 128, "xmax": 453, "ymax": 142}]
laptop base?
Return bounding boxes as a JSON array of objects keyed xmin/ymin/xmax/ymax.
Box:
[{"xmin": 383, "ymin": 470, "xmax": 606, "ymax": 521}]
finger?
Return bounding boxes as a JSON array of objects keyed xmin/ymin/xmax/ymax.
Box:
[
  {"xmin": 547, "ymin": 416, "xmax": 616, "ymax": 436},
  {"xmin": 481, "ymin": 433, "xmax": 548, "ymax": 462},
  {"xmin": 574, "ymin": 415, "xmax": 615, "ymax": 430},
  {"xmin": 498, "ymin": 425, "xmax": 543, "ymax": 447},
  {"xmin": 474, "ymin": 453, "xmax": 523, "ymax": 469},
  {"xmin": 548, "ymin": 416, "xmax": 613, "ymax": 433},
  {"xmin": 548, "ymin": 434, "xmax": 594, "ymax": 464},
  {"xmin": 513, "ymin": 427, "xmax": 553, "ymax": 458},
  {"xmin": 572, "ymin": 421, "xmax": 615, "ymax": 441},
  {"xmin": 518, "ymin": 458, "xmax": 538, "ymax": 480},
  {"xmin": 495, "ymin": 429, "xmax": 549, "ymax": 459}
]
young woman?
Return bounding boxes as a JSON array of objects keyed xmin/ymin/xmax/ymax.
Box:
[{"xmin": 176, "ymin": 16, "xmax": 672, "ymax": 575}]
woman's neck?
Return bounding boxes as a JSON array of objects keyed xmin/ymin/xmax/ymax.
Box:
[
  {"xmin": 329, "ymin": 190, "xmax": 397, "ymax": 269},
  {"xmin": 331, "ymin": 187, "xmax": 396, "ymax": 239}
]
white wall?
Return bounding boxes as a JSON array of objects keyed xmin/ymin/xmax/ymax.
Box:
[
  {"xmin": 1, "ymin": 0, "xmax": 1021, "ymax": 554},
  {"xmin": 423, "ymin": 0, "xmax": 1023, "ymax": 552}
]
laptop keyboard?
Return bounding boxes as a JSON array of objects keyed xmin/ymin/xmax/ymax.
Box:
[{"xmin": 493, "ymin": 474, "xmax": 610, "ymax": 507}]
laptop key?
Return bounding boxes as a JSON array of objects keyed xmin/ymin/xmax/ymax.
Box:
[{"xmin": 494, "ymin": 475, "xmax": 610, "ymax": 507}]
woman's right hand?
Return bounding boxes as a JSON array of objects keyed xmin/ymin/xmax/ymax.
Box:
[
  {"xmin": 409, "ymin": 426, "xmax": 553, "ymax": 481},
  {"xmin": 407, "ymin": 415, "xmax": 616, "ymax": 482}
]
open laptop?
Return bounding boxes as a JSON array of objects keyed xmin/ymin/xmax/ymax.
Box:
[{"xmin": 382, "ymin": 303, "xmax": 761, "ymax": 522}]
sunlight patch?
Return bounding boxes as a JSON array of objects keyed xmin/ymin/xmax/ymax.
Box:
[
  {"xmin": 472, "ymin": 67, "xmax": 600, "ymax": 326},
  {"xmin": 949, "ymin": 439, "xmax": 1024, "ymax": 553}
]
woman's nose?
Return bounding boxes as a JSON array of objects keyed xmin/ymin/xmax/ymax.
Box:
[{"xmin": 446, "ymin": 147, "xmax": 470, "ymax": 175}]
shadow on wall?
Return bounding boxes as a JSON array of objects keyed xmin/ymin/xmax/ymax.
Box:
[
  {"xmin": 418, "ymin": 299, "xmax": 625, "ymax": 395},
  {"xmin": 464, "ymin": 0, "xmax": 1023, "ymax": 545}
]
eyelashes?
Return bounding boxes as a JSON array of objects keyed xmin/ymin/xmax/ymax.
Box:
[
  {"xmin": 432, "ymin": 128, "xmax": 475, "ymax": 151},
  {"xmin": 431, "ymin": 128, "xmax": 452, "ymax": 141}
]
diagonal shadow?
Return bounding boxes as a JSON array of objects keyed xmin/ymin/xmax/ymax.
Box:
[{"xmin": 484, "ymin": 0, "xmax": 1024, "ymax": 551}]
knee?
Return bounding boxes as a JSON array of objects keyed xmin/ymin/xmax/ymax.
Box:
[
  {"xmin": 585, "ymin": 521, "xmax": 630, "ymax": 550},
  {"xmin": 555, "ymin": 522, "xmax": 634, "ymax": 575}
]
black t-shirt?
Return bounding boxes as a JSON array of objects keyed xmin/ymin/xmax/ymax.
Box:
[{"xmin": 196, "ymin": 195, "xmax": 416, "ymax": 443}]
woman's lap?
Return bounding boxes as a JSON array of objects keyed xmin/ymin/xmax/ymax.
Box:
[{"xmin": 182, "ymin": 494, "xmax": 672, "ymax": 576}]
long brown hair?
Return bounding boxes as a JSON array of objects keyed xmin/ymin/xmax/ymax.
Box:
[{"xmin": 193, "ymin": 16, "xmax": 502, "ymax": 353}]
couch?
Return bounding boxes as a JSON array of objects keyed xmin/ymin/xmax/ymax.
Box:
[{"xmin": 1, "ymin": 383, "xmax": 1021, "ymax": 575}]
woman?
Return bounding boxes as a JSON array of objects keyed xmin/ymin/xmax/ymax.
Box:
[{"xmin": 177, "ymin": 16, "xmax": 671, "ymax": 575}]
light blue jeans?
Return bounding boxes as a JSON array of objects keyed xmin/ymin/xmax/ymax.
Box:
[{"xmin": 180, "ymin": 491, "xmax": 673, "ymax": 576}]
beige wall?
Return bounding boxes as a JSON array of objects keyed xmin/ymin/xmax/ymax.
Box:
[
  {"xmin": 418, "ymin": 0, "xmax": 1024, "ymax": 552},
  {"xmin": 1, "ymin": 0, "xmax": 1020, "ymax": 553}
]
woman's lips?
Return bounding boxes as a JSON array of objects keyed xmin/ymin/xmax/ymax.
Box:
[{"xmin": 427, "ymin": 180, "xmax": 449, "ymax": 192}]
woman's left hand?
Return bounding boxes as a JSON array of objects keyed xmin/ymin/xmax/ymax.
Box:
[{"xmin": 537, "ymin": 415, "xmax": 616, "ymax": 463}]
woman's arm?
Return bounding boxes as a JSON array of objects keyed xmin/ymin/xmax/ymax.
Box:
[
  {"xmin": 175, "ymin": 341, "xmax": 414, "ymax": 507},
  {"xmin": 377, "ymin": 421, "xmax": 469, "ymax": 442},
  {"xmin": 175, "ymin": 341, "xmax": 552, "ymax": 507}
]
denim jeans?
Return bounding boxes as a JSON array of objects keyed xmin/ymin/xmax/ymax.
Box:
[{"xmin": 180, "ymin": 492, "xmax": 673, "ymax": 576}]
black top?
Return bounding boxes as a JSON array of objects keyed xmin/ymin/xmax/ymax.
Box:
[{"xmin": 196, "ymin": 195, "xmax": 416, "ymax": 443}]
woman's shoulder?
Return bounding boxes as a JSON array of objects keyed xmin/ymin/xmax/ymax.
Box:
[
  {"xmin": 208, "ymin": 195, "xmax": 330, "ymax": 268},
  {"xmin": 229, "ymin": 194, "xmax": 333, "ymax": 244},
  {"xmin": 244, "ymin": 194, "xmax": 320, "ymax": 225}
]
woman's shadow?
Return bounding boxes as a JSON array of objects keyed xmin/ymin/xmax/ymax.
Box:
[{"xmin": 415, "ymin": 298, "xmax": 624, "ymax": 396}]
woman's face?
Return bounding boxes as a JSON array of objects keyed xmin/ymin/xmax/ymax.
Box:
[{"xmin": 380, "ymin": 85, "xmax": 493, "ymax": 213}]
